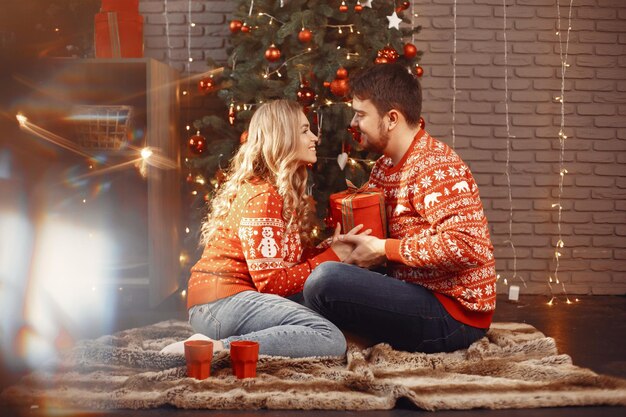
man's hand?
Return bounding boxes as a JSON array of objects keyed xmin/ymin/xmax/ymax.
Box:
[
  {"xmin": 339, "ymin": 234, "xmax": 387, "ymax": 268},
  {"xmin": 329, "ymin": 223, "xmax": 371, "ymax": 261}
]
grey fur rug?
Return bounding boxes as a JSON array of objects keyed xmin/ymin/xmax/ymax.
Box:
[{"xmin": 2, "ymin": 320, "xmax": 626, "ymax": 411}]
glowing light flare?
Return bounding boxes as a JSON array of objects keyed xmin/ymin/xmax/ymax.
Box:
[
  {"xmin": 15, "ymin": 114, "xmax": 95, "ymax": 159},
  {"xmin": 22, "ymin": 219, "xmax": 117, "ymax": 367},
  {"xmin": 141, "ymin": 147, "xmax": 153, "ymax": 160},
  {"xmin": 16, "ymin": 113, "xmax": 27, "ymax": 126}
]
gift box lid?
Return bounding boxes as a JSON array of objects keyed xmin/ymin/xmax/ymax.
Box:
[{"xmin": 330, "ymin": 188, "xmax": 385, "ymax": 209}]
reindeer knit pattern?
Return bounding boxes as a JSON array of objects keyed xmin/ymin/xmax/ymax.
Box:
[
  {"xmin": 187, "ymin": 180, "xmax": 339, "ymax": 309},
  {"xmin": 370, "ymin": 130, "xmax": 497, "ymax": 328}
]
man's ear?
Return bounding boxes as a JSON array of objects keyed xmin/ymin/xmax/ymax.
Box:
[{"xmin": 387, "ymin": 109, "xmax": 400, "ymax": 130}]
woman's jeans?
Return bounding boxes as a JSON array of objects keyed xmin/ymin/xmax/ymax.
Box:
[
  {"xmin": 303, "ymin": 262, "xmax": 488, "ymax": 353},
  {"xmin": 189, "ymin": 290, "xmax": 346, "ymax": 358}
]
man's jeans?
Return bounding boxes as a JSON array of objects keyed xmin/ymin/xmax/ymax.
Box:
[
  {"xmin": 303, "ymin": 262, "xmax": 488, "ymax": 353},
  {"xmin": 189, "ymin": 290, "xmax": 346, "ymax": 357}
]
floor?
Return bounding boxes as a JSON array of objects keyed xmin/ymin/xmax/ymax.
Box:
[{"xmin": 1, "ymin": 294, "xmax": 625, "ymax": 416}]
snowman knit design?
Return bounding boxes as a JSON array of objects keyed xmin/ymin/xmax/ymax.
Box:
[
  {"xmin": 187, "ymin": 180, "xmax": 339, "ymax": 309},
  {"xmin": 369, "ymin": 129, "xmax": 497, "ymax": 329}
]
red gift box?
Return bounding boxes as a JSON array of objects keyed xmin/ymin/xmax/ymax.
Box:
[
  {"xmin": 95, "ymin": 11, "xmax": 144, "ymax": 58},
  {"xmin": 100, "ymin": 0, "xmax": 139, "ymax": 13},
  {"xmin": 329, "ymin": 182, "xmax": 387, "ymax": 239}
]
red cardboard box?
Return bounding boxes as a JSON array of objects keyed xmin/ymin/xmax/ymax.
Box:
[
  {"xmin": 101, "ymin": 0, "xmax": 139, "ymax": 13},
  {"xmin": 95, "ymin": 11, "xmax": 144, "ymax": 58},
  {"xmin": 329, "ymin": 186, "xmax": 387, "ymax": 239}
]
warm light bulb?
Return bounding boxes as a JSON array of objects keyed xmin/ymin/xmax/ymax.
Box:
[
  {"xmin": 181, "ymin": 290, "xmax": 187, "ymax": 297},
  {"xmin": 188, "ymin": 57, "xmax": 193, "ymax": 62},
  {"xmin": 190, "ymin": 22, "xmax": 196, "ymax": 27},
  {"xmin": 186, "ymin": 125, "xmax": 191, "ymax": 131},
  {"xmin": 185, "ymin": 227, "xmax": 190, "ymax": 234}
]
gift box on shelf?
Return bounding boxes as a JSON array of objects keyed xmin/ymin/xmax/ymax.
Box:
[
  {"xmin": 95, "ymin": 0, "xmax": 143, "ymax": 58},
  {"xmin": 329, "ymin": 181, "xmax": 387, "ymax": 239},
  {"xmin": 100, "ymin": 0, "xmax": 139, "ymax": 12}
]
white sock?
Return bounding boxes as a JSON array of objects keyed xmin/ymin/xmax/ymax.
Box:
[{"xmin": 160, "ymin": 333, "xmax": 212, "ymax": 355}]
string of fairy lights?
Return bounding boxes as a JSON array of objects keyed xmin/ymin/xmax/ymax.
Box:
[
  {"xmin": 451, "ymin": 0, "xmax": 457, "ymax": 149},
  {"xmin": 548, "ymin": 0, "xmax": 576, "ymax": 306},
  {"xmin": 498, "ymin": 0, "xmax": 522, "ymax": 291}
]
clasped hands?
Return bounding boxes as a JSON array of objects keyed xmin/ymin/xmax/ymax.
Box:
[{"xmin": 329, "ymin": 223, "xmax": 386, "ymax": 269}]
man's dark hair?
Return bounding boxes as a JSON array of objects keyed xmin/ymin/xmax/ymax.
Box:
[{"xmin": 349, "ymin": 63, "xmax": 422, "ymax": 127}]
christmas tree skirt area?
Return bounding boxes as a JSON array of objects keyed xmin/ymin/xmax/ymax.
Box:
[{"xmin": 2, "ymin": 320, "xmax": 625, "ymax": 412}]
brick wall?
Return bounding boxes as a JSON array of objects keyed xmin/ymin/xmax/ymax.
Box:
[{"xmin": 141, "ymin": 0, "xmax": 626, "ymax": 296}]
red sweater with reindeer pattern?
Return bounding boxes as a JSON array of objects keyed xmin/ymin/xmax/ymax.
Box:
[
  {"xmin": 370, "ymin": 129, "xmax": 497, "ymax": 329},
  {"xmin": 187, "ymin": 180, "xmax": 339, "ymax": 309}
]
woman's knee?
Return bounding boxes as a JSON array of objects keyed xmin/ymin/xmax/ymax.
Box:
[{"xmin": 321, "ymin": 321, "xmax": 348, "ymax": 357}]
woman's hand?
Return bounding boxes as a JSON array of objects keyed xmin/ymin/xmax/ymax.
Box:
[{"xmin": 329, "ymin": 223, "xmax": 371, "ymax": 261}]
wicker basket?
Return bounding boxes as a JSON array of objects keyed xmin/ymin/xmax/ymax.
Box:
[{"xmin": 72, "ymin": 105, "xmax": 133, "ymax": 151}]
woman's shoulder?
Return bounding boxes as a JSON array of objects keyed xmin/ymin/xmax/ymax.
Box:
[{"xmin": 240, "ymin": 178, "xmax": 280, "ymax": 201}]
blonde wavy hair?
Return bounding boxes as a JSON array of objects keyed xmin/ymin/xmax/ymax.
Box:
[{"xmin": 200, "ymin": 99, "xmax": 317, "ymax": 247}]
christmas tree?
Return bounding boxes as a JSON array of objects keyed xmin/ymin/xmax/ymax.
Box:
[{"xmin": 186, "ymin": 0, "xmax": 422, "ymax": 251}]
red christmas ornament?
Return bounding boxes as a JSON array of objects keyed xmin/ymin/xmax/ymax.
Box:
[
  {"xmin": 240, "ymin": 130, "xmax": 249, "ymax": 144},
  {"xmin": 354, "ymin": 2, "xmax": 363, "ymax": 12},
  {"xmin": 229, "ymin": 20, "xmax": 243, "ymax": 33},
  {"xmin": 339, "ymin": 1, "xmax": 348, "ymax": 12},
  {"xmin": 298, "ymin": 28, "xmax": 312, "ymax": 43},
  {"xmin": 396, "ymin": 1, "xmax": 410, "ymax": 13},
  {"xmin": 403, "ymin": 43, "xmax": 418, "ymax": 59},
  {"xmin": 241, "ymin": 23, "xmax": 250, "ymax": 33},
  {"xmin": 347, "ymin": 126, "xmax": 361, "ymax": 144},
  {"xmin": 419, "ymin": 117, "xmax": 426, "ymax": 130},
  {"xmin": 330, "ymin": 67, "xmax": 349, "ymax": 98},
  {"xmin": 198, "ymin": 76, "xmax": 216, "ymax": 94},
  {"xmin": 296, "ymin": 84, "xmax": 316, "ymax": 107},
  {"xmin": 264, "ymin": 44, "xmax": 281, "ymax": 62},
  {"xmin": 377, "ymin": 45, "xmax": 399, "ymax": 63},
  {"xmin": 415, "ymin": 65, "xmax": 424, "ymax": 77},
  {"xmin": 188, "ymin": 132, "xmax": 207, "ymax": 155}
]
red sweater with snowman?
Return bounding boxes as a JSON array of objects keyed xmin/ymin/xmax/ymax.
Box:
[
  {"xmin": 370, "ymin": 129, "xmax": 497, "ymax": 329},
  {"xmin": 187, "ymin": 179, "xmax": 339, "ymax": 309}
]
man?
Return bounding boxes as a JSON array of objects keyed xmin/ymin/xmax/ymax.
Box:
[{"xmin": 303, "ymin": 63, "xmax": 497, "ymax": 353}]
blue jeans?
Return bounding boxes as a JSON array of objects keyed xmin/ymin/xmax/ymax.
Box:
[
  {"xmin": 188, "ymin": 290, "xmax": 347, "ymax": 358},
  {"xmin": 303, "ymin": 262, "xmax": 487, "ymax": 353}
]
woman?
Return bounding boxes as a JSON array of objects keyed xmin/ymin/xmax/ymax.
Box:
[{"xmin": 162, "ymin": 100, "xmax": 366, "ymax": 358}]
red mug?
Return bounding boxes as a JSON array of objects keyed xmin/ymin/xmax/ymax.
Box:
[
  {"xmin": 230, "ymin": 341, "xmax": 259, "ymax": 379},
  {"xmin": 184, "ymin": 340, "xmax": 213, "ymax": 380}
]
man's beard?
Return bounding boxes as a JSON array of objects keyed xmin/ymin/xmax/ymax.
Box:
[{"xmin": 361, "ymin": 121, "xmax": 390, "ymax": 154}]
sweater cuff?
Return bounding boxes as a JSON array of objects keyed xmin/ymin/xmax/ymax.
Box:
[
  {"xmin": 385, "ymin": 239, "xmax": 403, "ymax": 263},
  {"xmin": 308, "ymin": 247, "xmax": 340, "ymax": 269}
]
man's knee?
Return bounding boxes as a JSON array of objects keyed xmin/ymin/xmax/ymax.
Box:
[{"xmin": 304, "ymin": 261, "xmax": 345, "ymax": 297}]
